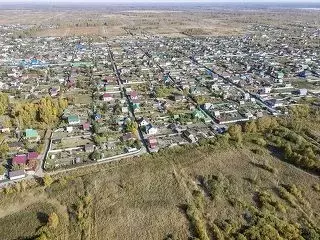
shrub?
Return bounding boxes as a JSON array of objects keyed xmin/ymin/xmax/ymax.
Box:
[
  {"xmin": 186, "ymin": 204, "xmax": 210, "ymax": 240},
  {"xmin": 256, "ymin": 191, "xmax": 286, "ymax": 213},
  {"xmin": 42, "ymin": 174, "xmax": 53, "ymax": 187},
  {"xmin": 47, "ymin": 212, "xmax": 59, "ymax": 229},
  {"xmin": 254, "ymin": 138, "xmax": 267, "ymax": 147},
  {"xmin": 211, "ymin": 223, "xmax": 225, "ymax": 240},
  {"xmin": 312, "ymin": 183, "xmax": 320, "ymax": 193},
  {"xmin": 278, "ymin": 186, "xmax": 297, "ymax": 208}
]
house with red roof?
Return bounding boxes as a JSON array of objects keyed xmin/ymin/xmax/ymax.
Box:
[
  {"xmin": 12, "ymin": 152, "xmax": 38, "ymax": 166},
  {"xmin": 12, "ymin": 154, "xmax": 27, "ymax": 165},
  {"xmin": 82, "ymin": 122, "xmax": 90, "ymax": 131},
  {"xmin": 148, "ymin": 137, "xmax": 158, "ymax": 152},
  {"xmin": 27, "ymin": 152, "xmax": 38, "ymax": 160},
  {"xmin": 102, "ymin": 93, "xmax": 113, "ymax": 102},
  {"xmin": 129, "ymin": 91, "xmax": 138, "ymax": 100}
]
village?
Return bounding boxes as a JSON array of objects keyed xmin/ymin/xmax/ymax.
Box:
[{"xmin": 0, "ymin": 22, "xmax": 319, "ymax": 184}]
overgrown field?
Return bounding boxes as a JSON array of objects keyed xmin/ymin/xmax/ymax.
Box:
[{"xmin": 0, "ymin": 140, "xmax": 320, "ymax": 240}]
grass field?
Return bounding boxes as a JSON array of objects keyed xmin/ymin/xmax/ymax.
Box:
[
  {"xmin": 0, "ymin": 142, "xmax": 319, "ymax": 240},
  {"xmin": 2, "ymin": 9, "xmax": 319, "ymax": 38}
]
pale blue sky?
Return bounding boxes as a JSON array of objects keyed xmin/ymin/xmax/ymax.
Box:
[{"xmin": 1, "ymin": 0, "xmax": 319, "ymax": 2}]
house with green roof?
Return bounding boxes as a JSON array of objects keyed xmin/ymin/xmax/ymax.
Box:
[
  {"xmin": 67, "ymin": 115, "xmax": 80, "ymax": 125},
  {"xmin": 192, "ymin": 109, "xmax": 205, "ymax": 119},
  {"xmin": 24, "ymin": 129, "xmax": 40, "ymax": 142}
]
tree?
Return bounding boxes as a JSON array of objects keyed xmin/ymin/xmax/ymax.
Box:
[
  {"xmin": 0, "ymin": 93, "xmax": 9, "ymax": 115},
  {"xmin": 93, "ymin": 135, "xmax": 103, "ymax": 146},
  {"xmin": 90, "ymin": 150, "xmax": 101, "ymax": 161},
  {"xmin": 283, "ymin": 143, "xmax": 293, "ymax": 159},
  {"xmin": 256, "ymin": 117, "xmax": 272, "ymax": 132},
  {"xmin": 92, "ymin": 122, "xmax": 100, "ymax": 134},
  {"xmin": 125, "ymin": 120, "xmax": 138, "ymax": 134},
  {"xmin": 0, "ymin": 165, "xmax": 6, "ymax": 175},
  {"xmin": 244, "ymin": 121, "xmax": 257, "ymax": 133},
  {"xmin": 0, "ymin": 141, "xmax": 9, "ymax": 159},
  {"xmin": 35, "ymin": 232, "xmax": 48, "ymax": 240},
  {"xmin": 47, "ymin": 212, "xmax": 59, "ymax": 229},
  {"xmin": 42, "ymin": 174, "xmax": 53, "ymax": 187}
]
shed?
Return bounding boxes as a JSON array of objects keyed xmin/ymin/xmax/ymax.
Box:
[
  {"xmin": 67, "ymin": 115, "xmax": 80, "ymax": 125},
  {"xmin": 9, "ymin": 170, "xmax": 25, "ymax": 180}
]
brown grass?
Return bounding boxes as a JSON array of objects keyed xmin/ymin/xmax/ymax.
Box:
[{"xmin": 0, "ymin": 145, "xmax": 319, "ymax": 239}]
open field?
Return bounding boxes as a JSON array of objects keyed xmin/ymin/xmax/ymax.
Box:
[
  {"xmin": 0, "ymin": 143, "xmax": 319, "ymax": 240},
  {"xmin": 1, "ymin": 8, "xmax": 319, "ymax": 37}
]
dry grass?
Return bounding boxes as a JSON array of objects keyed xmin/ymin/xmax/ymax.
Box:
[
  {"xmin": 0, "ymin": 145, "xmax": 319, "ymax": 239},
  {"xmin": 4, "ymin": 9, "xmax": 319, "ymax": 38}
]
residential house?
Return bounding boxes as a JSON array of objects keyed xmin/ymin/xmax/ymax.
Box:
[
  {"xmin": 298, "ymin": 89, "xmax": 308, "ymax": 96},
  {"xmin": 82, "ymin": 122, "xmax": 90, "ymax": 131},
  {"xmin": 146, "ymin": 124, "xmax": 158, "ymax": 135},
  {"xmin": 27, "ymin": 152, "xmax": 38, "ymax": 161},
  {"xmin": 12, "ymin": 154, "xmax": 27, "ymax": 165},
  {"xmin": 129, "ymin": 91, "xmax": 138, "ymax": 100},
  {"xmin": 66, "ymin": 126, "xmax": 73, "ymax": 133},
  {"xmin": 183, "ymin": 130, "xmax": 197, "ymax": 143},
  {"xmin": 0, "ymin": 126, "xmax": 10, "ymax": 133},
  {"xmin": 84, "ymin": 144, "xmax": 95, "ymax": 153},
  {"xmin": 24, "ymin": 129, "xmax": 40, "ymax": 142},
  {"xmin": 49, "ymin": 87, "xmax": 59, "ymax": 97},
  {"xmin": 8, "ymin": 170, "xmax": 25, "ymax": 180},
  {"xmin": 173, "ymin": 94, "xmax": 185, "ymax": 102},
  {"xmin": 122, "ymin": 107, "xmax": 129, "ymax": 113},
  {"xmin": 192, "ymin": 109, "xmax": 205, "ymax": 120},
  {"xmin": 138, "ymin": 118, "xmax": 149, "ymax": 127},
  {"xmin": 266, "ymin": 99, "xmax": 283, "ymax": 108},
  {"xmin": 93, "ymin": 113, "xmax": 102, "ymax": 122},
  {"xmin": 67, "ymin": 115, "xmax": 80, "ymax": 125},
  {"xmin": 121, "ymin": 132, "xmax": 135, "ymax": 141},
  {"xmin": 131, "ymin": 99, "xmax": 140, "ymax": 110},
  {"xmin": 102, "ymin": 93, "xmax": 113, "ymax": 102},
  {"xmin": 8, "ymin": 142, "xmax": 24, "ymax": 151},
  {"xmin": 148, "ymin": 137, "xmax": 158, "ymax": 152}
]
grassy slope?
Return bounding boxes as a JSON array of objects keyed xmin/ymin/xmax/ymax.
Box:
[{"xmin": 0, "ymin": 144, "xmax": 319, "ymax": 240}]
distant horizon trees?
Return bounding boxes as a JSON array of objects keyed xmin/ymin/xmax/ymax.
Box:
[{"xmin": 10, "ymin": 96, "xmax": 68, "ymax": 129}]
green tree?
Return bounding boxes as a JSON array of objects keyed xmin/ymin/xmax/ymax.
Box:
[
  {"xmin": 0, "ymin": 93, "xmax": 9, "ymax": 115},
  {"xmin": 90, "ymin": 150, "xmax": 101, "ymax": 161},
  {"xmin": 228, "ymin": 125, "xmax": 242, "ymax": 143},
  {"xmin": 0, "ymin": 165, "xmax": 7, "ymax": 175},
  {"xmin": 125, "ymin": 120, "xmax": 138, "ymax": 134},
  {"xmin": 256, "ymin": 116, "xmax": 272, "ymax": 132},
  {"xmin": 244, "ymin": 121, "xmax": 257, "ymax": 133},
  {"xmin": 0, "ymin": 141, "xmax": 9, "ymax": 159},
  {"xmin": 283, "ymin": 143, "xmax": 293, "ymax": 159},
  {"xmin": 42, "ymin": 174, "xmax": 53, "ymax": 187},
  {"xmin": 35, "ymin": 232, "xmax": 48, "ymax": 240}
]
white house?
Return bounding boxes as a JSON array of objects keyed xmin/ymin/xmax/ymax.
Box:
[
  {"xmin": 146, "ymin": 124, "xmax": 158, "ymax": 135},
  {"xmin": 138, "ymin": 118, "xmax": 149, "ymax": 127},
  {"xmin": 66, "ymin": 126, "xmax": 73, "ymax": 133}
]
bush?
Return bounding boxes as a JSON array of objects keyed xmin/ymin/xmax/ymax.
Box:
[
  {"xmin": 256, "ymin": 191, "xmax": 286, "ymax": 213},
  {"xmin": 42, "ymin": 174, "xmax": 53, "ymax": 187},
  {"xmin": 312, "ymin": 183, "xmax": 320, "ymax": 193},
  {"xmin": 254, "ymin": 138, "xmax": 267, "ymax": 146},
  {"xmin": 47, "ymin": 212, "xmax": 59, "ymax": 229},
  {"xmin": 278, "ymin": 186, "xmax": 297, "ymax": 208},
  {"xmin": 251, "ymin": 148, "xmax": 264, "ymax": 155},
  {"xmin": 186, "ymin": 204, "xmax": 210, "ymax": 240},
  {"xmin": 211, "ymin": 223, "xmax": 225, "ymax": 240}
]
